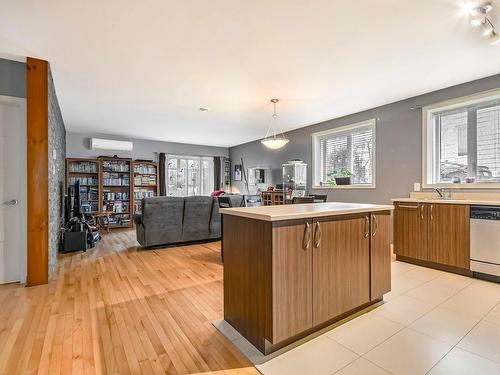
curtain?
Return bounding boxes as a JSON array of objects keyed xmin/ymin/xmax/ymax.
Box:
[
  {"xmin": 213, "ymin": 156, "xmax": 222, "ymax": 191},
  {"xmin": 159, "ymin": 152, "xmax": 166, "ymax": 196}
]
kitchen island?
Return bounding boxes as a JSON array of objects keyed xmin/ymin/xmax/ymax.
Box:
[{"xmin": 220, "ymin": 202, "xmax": 394, "ymax": 354}]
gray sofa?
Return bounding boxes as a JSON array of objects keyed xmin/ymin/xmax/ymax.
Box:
[{"xmin": 134, "ymin": 195, "xmax": 243, "ymax": 247}]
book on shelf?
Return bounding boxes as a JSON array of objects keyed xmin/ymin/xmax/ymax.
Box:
[
  {"xmin": 134, "ymin": 164, "xmax": 157, "ymax": 175},
  {"xmin": 103, "ymin": 201, "xmax": 130, "ymax": 214},
  {"xmin": 107, "ymin": 214, "xmax": 131, "ymax": 226},
  {"xmin": 134, "ymin": 176, "xmax": 156, "ymax": 186},
  {"xmin": 69, "ymin": 161, "xmax": 98, "ymax": 173},
  {"xmin": 102, "ymin": 160, "xmax": 130, "ymax": 172},
  {"xmin": 133, "ymin": 189, "xmax": 156, "ymax": 200},
  {"xmin": 69, "ymin": 176, "xmax": 98, "ymax": 186},
  {"xmin": 102, "ymin": 172, "xmax": 130, "ymax": 186},
  {"xmin": 102, "ymin": 191, "xmax": 129, "ymax": 201}
]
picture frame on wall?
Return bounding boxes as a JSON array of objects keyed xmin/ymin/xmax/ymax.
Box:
[{"xmin": 234, "ymin": 164, "xmax": 242, "ymax": 181}]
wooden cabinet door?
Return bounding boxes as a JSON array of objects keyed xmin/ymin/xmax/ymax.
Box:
[
  {"xmin": 428, "ymin": 204, "xmax": 470, "ymax": 269},
  {"xmin": 271, "ymin": 219, "xmax": 313, "ymax": 343},
  {"xmin": 370, "ymin": 211, "xmax": 392, "ymax": 300},
  {"xmin": 394, "ymin": 202, "xmax": 428, "ymax": 260},
  {"xmin": 312, "ymin": 214, "xmax": 370, "ymax": 326}
]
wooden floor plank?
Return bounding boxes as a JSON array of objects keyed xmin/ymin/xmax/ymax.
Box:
[{"xmin": 0, "ymin": 230, "xmax": 259, "ymax": 375}]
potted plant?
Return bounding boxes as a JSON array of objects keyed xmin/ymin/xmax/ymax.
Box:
[{"xmin": 327, "ymin": 167, "xmax": 353, "ymax": 186}]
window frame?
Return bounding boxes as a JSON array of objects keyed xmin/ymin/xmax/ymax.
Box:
[
  {"xmin": 422, "ymin": 89, "xmax": 500, "ymax": 189},
  {"xmin": 311, "ymin": 119, "xmax": 377, "ymax": 189}
]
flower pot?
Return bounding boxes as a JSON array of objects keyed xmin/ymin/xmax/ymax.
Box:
[{"xmin": 334, "ymin": 177, "xmax": 352, "ymax": 185}]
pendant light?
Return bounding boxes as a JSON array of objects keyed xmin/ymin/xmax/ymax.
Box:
[{"xmin": 261, "ymin": 98, "xmax": 289, "ymax": 150}]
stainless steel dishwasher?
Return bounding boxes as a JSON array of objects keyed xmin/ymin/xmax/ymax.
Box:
[{"xmin": 470, "ymin": 205, "xmax": 500, "ymax": 280}]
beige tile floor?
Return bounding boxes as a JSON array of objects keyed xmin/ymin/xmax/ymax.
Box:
[{"xmin": 217, "ymin": 261, "xmax": 500, "ymax": 375}]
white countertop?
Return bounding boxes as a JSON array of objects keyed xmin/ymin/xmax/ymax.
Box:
[
  {"xmin": 220, "ymin": 202, "xmax": 394, "ymax": 222},
  {"xmin": 392, "ymin": 198, "xmax": 500, "ymax": 206}
]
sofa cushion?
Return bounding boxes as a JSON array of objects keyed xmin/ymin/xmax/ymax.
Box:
[
  {"xmin": 141, "ymin": 196, "xmax": 184, "ymax": 245},
  {"xmin": 209, "ymin": 197, "xmax": 221, "ymax": 238},
  {"xmin": 182, "ymin": 196, "xmax": 213, "ymax": 242}
]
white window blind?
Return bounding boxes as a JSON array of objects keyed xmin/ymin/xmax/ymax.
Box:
[{"xmin": 313, "ymin": 120, "xmax": 376, "ymax": 187}]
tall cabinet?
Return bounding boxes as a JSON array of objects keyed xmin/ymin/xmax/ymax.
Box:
[
  {"xmin": 99, "ymin": 157, "xmax": 133, "ymax": 228},
  {"xmin": 282, "ymin": 161, "xmax": 307, "ymax": 202},
  {"xmin": 133, "ymin": 161, "xmax": 158, "ymax": 214},
  {"xmin": 66, "ymin": 158, "xmax": 100, "ymax": 216}
]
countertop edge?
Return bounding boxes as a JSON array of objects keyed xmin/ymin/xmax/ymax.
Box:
[
  {"xmin": 392, "ymin": 198, "xmax": 500, "ymax": 206},
  {"xmin": 220, "ymin": 205, "xmax": 394, "ymax": 222}
]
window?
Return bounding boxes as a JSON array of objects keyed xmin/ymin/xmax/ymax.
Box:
[
  {"xmin": 312, "ymin": 119, "xmax": 376, "ymax": 188},
  {"xmin": 166, "ymin": 155, "xmax": 214, "ymax": 196},
  {"xmin": 423, "ymin": 90, "xmax": 500, "ymax": 187}
]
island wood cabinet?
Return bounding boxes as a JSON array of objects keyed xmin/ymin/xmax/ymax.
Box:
[
  {"xmin": 223, "ymin": 210, "xmax": 391, "ymax": 354},
  {"xmin": 394, "ymin": 201, "xmax": 470, "ymax": 273},
  {"xmin": 312, "ymin": 214, "xmax": 370, "ymax": 326}
]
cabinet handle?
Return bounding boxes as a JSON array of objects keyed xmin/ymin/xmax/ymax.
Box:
[
  {"xmin": 303, "ymin": 222, "xmax": 312, "ymax": 249},
  {"xmin": 314, "ymin": 221, "xmax": 322, "ymax": 248},
  {"xmin": 420, "ymin": 204, "xmax": 424, "ymax": 220},
  {"xmin": 398, "ymin": 204, "xmax": 418, "ymax": 209},
  {"xmin": 430, "ymin": 204, "xmax": 434, "ymax": 220},
  {"xmin": 372, "ymin": 215, "xmax": 378, "ymax": 237},
  {"xmin": 364, "ymin": 216, "xmax": 370, "ymax": 238}
]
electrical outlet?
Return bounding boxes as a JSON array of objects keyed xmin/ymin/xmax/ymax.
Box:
[{"xmin": 414, "ymin": 182, "xmax": 421, "ymax": 191}]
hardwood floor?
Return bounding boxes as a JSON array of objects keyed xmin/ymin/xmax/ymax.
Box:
[{"xmin": 0, "ymin": 230, "xmax": 258, "ymax": 374}]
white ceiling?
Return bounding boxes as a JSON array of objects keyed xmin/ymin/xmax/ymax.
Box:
[{"xmin": 1, "ymin": 0, "xmax": 500, "ymax": 147}]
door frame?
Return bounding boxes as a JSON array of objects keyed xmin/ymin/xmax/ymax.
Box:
[{"xmin": 0, "ymin": 95, "xmax": 28, "ymax": 283}]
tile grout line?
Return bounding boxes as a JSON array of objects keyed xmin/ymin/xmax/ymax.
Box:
[
  {"xmin": 352, "ymin": 270, "xmax": 479, "ymax": 373},
  {"xmin": 425, "ymin": 297, "xmax": 500, "ymax": 373}
]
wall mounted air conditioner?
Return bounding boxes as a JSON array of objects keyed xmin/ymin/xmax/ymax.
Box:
[{"xmin": 90, "ymin": 138, "xmax": 133, "ymax": 151}]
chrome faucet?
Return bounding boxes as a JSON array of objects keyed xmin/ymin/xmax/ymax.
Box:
[{"xmin": 434, "ymin": 188, "xmax": 444, "ymax": 198}]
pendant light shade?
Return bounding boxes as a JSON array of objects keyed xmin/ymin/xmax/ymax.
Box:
[
  {"xmin": 261, "ymin": 137, "xmax": 290, "ymax": 149},
  {"xmin": 261, "ymin": 99, "xmax": 289, "ymax": 150}
]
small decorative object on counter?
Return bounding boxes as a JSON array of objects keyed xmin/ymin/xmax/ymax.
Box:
[{"xmin": 466, "ymin": 176, "xmax": 476, "ymax": 183}]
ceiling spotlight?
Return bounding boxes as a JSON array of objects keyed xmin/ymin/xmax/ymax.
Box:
[
  {"xmin": 199, "ymin": 107, "xmax": 209, "ymax": 112},
  {"xmin": 481, "ymin": 19, "xmax": 495, "ymax": 36},
  {"xmin": 490, "ymin": 31, "xmax": 500, "ymax": 45},
  {"xmin": 483, "ymin": 3, "xmax": 493, "ymax": 13},
  {"xmin": 471, "ymin": 17, "xmax": 483, "ymax": 26}
]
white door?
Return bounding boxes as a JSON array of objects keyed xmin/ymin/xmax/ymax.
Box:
[{"xmin": 0, "ymin": 97, "xmax": 27, "ymax": 284}]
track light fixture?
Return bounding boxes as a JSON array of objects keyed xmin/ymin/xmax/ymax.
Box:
[{"xmin": 466, "ymin": 2, "xmax": 499, "ymax": 45}]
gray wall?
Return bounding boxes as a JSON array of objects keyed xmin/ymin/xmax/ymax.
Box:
[
  {"xmin": 230, "ymin": 74, "xmax": 500, "ymax": 204},
  {"xmin": 0, "ymin": 58, "xmax": 25, "ymax": 98},
  {"xmin": 48, "ymin": 67, "xmax": 66, "ymax": 277},
  {"xmin": 66, "ymin": 131, "xmax": 229, "ymax": 161}
]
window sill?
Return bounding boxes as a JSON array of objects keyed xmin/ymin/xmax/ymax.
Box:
[
  {"xmin": 422, "ymin": 183, "xmax": 500, "ymax": 189},
  {"xmin": 312, "ymin": 184, "xmax": 376, "ymax": 190}
]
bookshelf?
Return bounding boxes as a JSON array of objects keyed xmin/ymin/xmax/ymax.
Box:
[
  {"xmin": 99, "ymin": 157, "xmax": 133, "ymax": 228},
  {"xmin": 66, "ymin": 158, "xmax": 100, "ymax": 216},
  {"xmin": 132, "ymin": 161, "xmax": 159, "ymax": 214}
]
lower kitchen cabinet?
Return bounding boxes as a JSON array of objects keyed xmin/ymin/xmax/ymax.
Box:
[
  {"xmin": 394, "ymin": 201, "xmax": 470, "ymax": 272},
  {"xmin": 394, "ymin": 201, "xmax": 428, "ymax": 261},
  {"xmin": 272, "ymin": 219, "xmax": 313, "ymax": 343},
  {"xmin": 428, "ymin": 203, "xmax": 470, "ymax": 269},
  {"xmin": 223, "ymin": 209, "xmax": 392, "ymax": 354},
  {"xmin": 370, "ymin": 211, "xmax": 392, "ymax": 299},
  {"xmin": 312, "ymin": 214, "xmax": 370, "ymax": 326}
]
